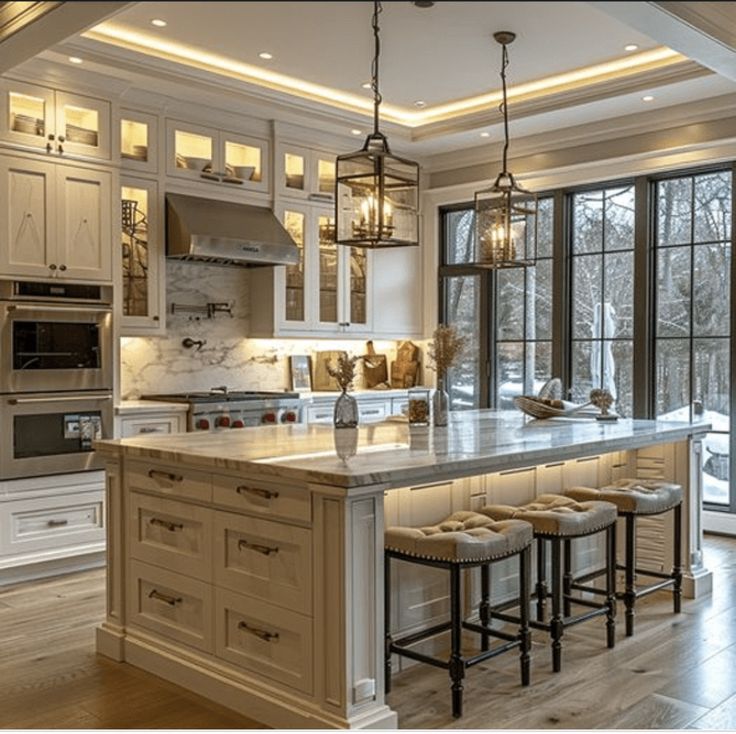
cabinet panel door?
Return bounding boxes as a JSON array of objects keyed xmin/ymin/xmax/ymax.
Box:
[
  {"xmin": 342, "ymin": 246, "xmax": 372, "ymax": 334},
  {"xmin": 55, "ymin": 92, "xmax": 111, "ymax": 160},
  {"xmin": 0, "ymin": 80, "xmax": 55, "ymax": 151},
  {"xmin": 56, "ymin": 165, "xmax": 112, "ymax": 281},
  {"xmin": 274, "ymin": 204, "xmax": 312, "ymax": 331},
  {"xmin": 0, "ymin": 156, "xmax": 55, "ymax": 277},
  {"xmin": 221, "ymin": 130, "xmax": 269, "ymax": 193},
  {"xmin": 166, "ymin": 119, "xmax": 219, "ymax": 181}
]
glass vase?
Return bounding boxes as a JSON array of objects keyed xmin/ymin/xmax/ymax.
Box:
[
  {"xmin": 433, "ymin": 378, "xmax": 450, "ymax": 427},
  {"xmin": 334, "ymin": 389, "xmax": 359, "ymax": 429}
]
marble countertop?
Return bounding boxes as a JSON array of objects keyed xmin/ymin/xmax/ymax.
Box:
[
  {"xmin": 115, "ymin": 400, "xmax": 190, "ymax": 415},
  {"xmin": 96, "ymin": 410, "xmax": 710, "ymax": 490}
]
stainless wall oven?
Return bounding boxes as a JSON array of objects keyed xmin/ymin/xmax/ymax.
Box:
[{"xmin": 0, "ymin": 280, "xmax": 113, "ymax": 394}]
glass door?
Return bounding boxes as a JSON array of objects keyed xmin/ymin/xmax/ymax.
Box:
[
  {"xmin": 121, "ymin": 110, "xmax": 158, "ymax": 173},
  {"xmin": 278, "ymin": 206, "xmax": 309, "ymax": 328},
  {"xmin": 1, "ymin": 80, "xmax": 55, "ymax": 150},
  {"xmin": 55, "ymin": 92, "xmax": 111, "ymax": 159},
  {"xmin": 317, "ymin": 211, "xmax": 339, "ymax": 328}
]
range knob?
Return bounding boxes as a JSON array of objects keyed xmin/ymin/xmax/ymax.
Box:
[
  {"xmin": 283, "ymin": 411, "xmax": 297, "ymax": 423},
  {"xmin": 196, "ymin": 418, "xmax": 210, "ymax": 430},
  {"xmin": 216, "ymin": 415, "xmax": 231, "ymax": 428},
  {"xmin": 262, "ymin": 412, "xmax": 277, "ymax": 424},
  {"xmin": 231, "ymin": 419, "xmax": 245, "ymax": 428}
]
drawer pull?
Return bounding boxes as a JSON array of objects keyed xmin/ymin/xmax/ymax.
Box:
[
  {"xmin": 238, "ymin": 621, "xmax": 279, "ymax": 642},
  {"xmin": 148, "ymin": 589, "xmax": 182, "ymax": 606},
  {"xmin": 236, "ymin": 485, "xmax": 279, "ymax": 500},
  {"xmin": 238, "ymin": 538, "xmax": 279, "ymax": 556},
  {"xmin": 148, "ymin": 469, "xmax": 183, "ymax": 483},
  {"xmin": 149, "ymin": 517, "xmax": 184, "ymax": 532},
  {"xmin": 47, "ymin": 519, "xmax": 69, "ymax": 528},
  {"xmin": 139, "ymin": 427, "xmax": 163, "ymax": 434}
]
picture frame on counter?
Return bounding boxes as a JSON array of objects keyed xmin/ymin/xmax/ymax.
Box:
[{"xmin": 290, "ymin": 355, "xmax": 312, "ymax": 391}]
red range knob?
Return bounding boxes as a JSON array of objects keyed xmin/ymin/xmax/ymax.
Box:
[
  {"xmin": 284, "ymin": 411, "xmax": 297, "ymax": 423},
  {"xmin": 231, "ymin": 420, "xmax": 245, "ymax": 428},
  {"xmin": 217, "ymin": 415, "xmax": 231, "ymax": 428},
  {"xmin": 196, "ymin": 418, "xmax": 210, "ymax": 430},
  {"xmin": 262, "ymin": 412, "xmax": 277, "ymax": 424}
]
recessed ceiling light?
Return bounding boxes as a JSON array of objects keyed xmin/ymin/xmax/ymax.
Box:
[
  {"xmin": 624, "ymin": 44, "xmax": 639, "ymax": 52},
  {"xmin": 361, "ymin": 82, "xmax": 372, "ymax": 89},
  {"xmin": 642, "ymin": 94, "xmax": 654, "ymax": 102},
  {"xmin": 414, "ymin": 100, "xmax": 427, "ymax": 108},
  {"xmin": 351, "ymin": 129, "xmax": 363, "ymax": 136},
  {"xmin": 480, "ymin": 131, "xmax": 490, "ymax": 137},
  {"xmin": 258, "ymin": 52, "xmax": 273, "ymax": 60},
  {"xmin": 151, "ymin": 18, "xmax": 167, "ymax": 27},
  {"xmin": 68, "ymin": 56, "xmax": 83, "ymax": 64}
]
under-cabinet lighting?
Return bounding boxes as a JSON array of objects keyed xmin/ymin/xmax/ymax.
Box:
[
  {"xmin": 151, "ymin": 19, "xmax": 167, "ymax": 28},
  {"xmin": 258, "ymin": 52, "xmax": 273, "ymax": 60},
  {"xmin": 68, "ymin": 56, "xmax": 83, "ymax": 64}
]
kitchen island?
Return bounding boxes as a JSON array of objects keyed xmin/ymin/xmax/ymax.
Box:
[{"xmin": 95, "ymin": 411, "xmax": 710, "ymax": 729}]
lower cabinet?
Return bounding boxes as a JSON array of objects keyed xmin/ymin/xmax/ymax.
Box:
[
  {"xmin": 116, "ymin": 404, "xmax": 188, "ymax": 438},
  {"xmin": 305, "ymin": 391, "xmax": 409, "ymax": 425}
]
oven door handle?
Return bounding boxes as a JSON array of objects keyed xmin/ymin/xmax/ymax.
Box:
[
  {"xmin": 6, "ymin": 304, "xmax": 113, "ymax": 314},
  {"xmin": 7, "ymin": 394, "xmax": 113, "ymax": 405}
]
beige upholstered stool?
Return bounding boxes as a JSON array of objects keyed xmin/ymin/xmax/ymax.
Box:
[
  {"xmin": 480, "ymin": 495, "xmax": 618, "ymax": 672},
  {"xmin": 384, "ymin": 511, "xmax": 533, "ymax": 719},
  {"xmin": 565, "ymin": 478, "xmax": 683, "ymax": 636}
]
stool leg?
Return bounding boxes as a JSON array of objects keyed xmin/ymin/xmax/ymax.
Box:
[
  {"xmin": 624, "ymin": 515, "xmax": 636, "ymax": 637},
  {"xmin": 519, "ymin": 546, "xmax": 532, "ymax": 686},
  {"xmin": 384, "ymin": 554, "xmax": 392, "ymax": 694},
  {"xmin": 606, "ymin": 524, "xmax": 617, "ymax": 649},
  {"xmin": 673, "ymin": 503, "xmax": 683, "ymax": 614},
  {"xmin": 550, "ymin": 539, "xmax": 564, "ymax": 673},
  {"xmin": 536, "ymin": 538, "xmax": 547, "ymax": 622},
  {"xmin": 563, "ymin": 539, "xmax": 572, "ymax": 618},
  {"xmin": 449, "ymin": 565, "xmax": 465, "ymax": 719},
  {"xmin": 480, "ymin": 564, "xmax": 491, "ymax": 652}
]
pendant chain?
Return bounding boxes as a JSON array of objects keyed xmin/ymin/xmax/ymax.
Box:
[{"xmin": 371, "ymin": 0, "xmax": 383, "ymax": 137}]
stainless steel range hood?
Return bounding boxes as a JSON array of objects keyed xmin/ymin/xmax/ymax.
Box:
[{"xmin": 166, "ymin": 193, "xmax": 299, "ymax": 267}]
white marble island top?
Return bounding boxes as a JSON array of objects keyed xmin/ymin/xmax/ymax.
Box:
[{"xmin": 96, "ymin": 410, "xmax": 710, "ymax": 490}]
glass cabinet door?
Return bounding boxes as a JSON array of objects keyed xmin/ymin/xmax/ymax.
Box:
[
  {"xmin": 1, "ymin": 81, "xmax": 55, "ymax": 150},
  {"xmin": 316, "ymin": 156, "xmax": 336, "ymax": 199},
  {"xmin": 167, "ymin": 120, "xmax": 217, "ymax": 180},
  {"xmin": 284, "ymin": 149, "xmax": 307, "ymax": 195},
  {"xmin": 317, "ymin": 212, "xmax": 339, "ymax": 326},
  {"xmin": 282, "ymin": 208, "xmax": 307, "ymax": 324},
  {"xmin": 347, "ymin": 246, "xmax": 369, "ymax": 327},
  {"xmin": 223, "ymin": 132, "xmax": 268, "ymax": 191},
  {"xmin": 55, "ymin": 92, "xmax": 111, "ymax": 159},
  {"xmin": 121, "ymin": 110, "xmax": 157, "ymax": 173}
]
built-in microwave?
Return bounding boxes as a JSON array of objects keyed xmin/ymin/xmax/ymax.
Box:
[{"xmin": 0, "ymin": 281, "xmax": 113, "ymax": 394}]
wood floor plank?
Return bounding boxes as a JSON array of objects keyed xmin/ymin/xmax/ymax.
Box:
[
  {"xmin": 690, "ymin": 691, "xmax": 736, "ymax": 730},
  {"xmin": 599, "ymin": 694, "xmax": 709, "ymax": 730}
]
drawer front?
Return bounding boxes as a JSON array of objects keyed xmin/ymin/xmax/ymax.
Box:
[
  {"xmin": 306, "ymin": 404, "xmax": 333, "ymax": 424},
  {"xmin": 128, "ymin": 559, "xmax": 213, "ymax": 653},
  {"xmin": 126, "ymin": 460, "xmax": 212, "ymax": 502},
  {"xmin": 215, "ymin": 587, "xmax": 313, "ymax": 695},
  {"xmin": 0, "ymin": 491, "xmax": 105, "ymax": 555},
  {"xmin": 120, "ymin": 416, "xmax": 183, "ymax": 438},
  {"xmin": 359, "ymin": 401, "xmax": 388, "ymax": 422},
  {"xmin": 214, "ymin": 511, "xmax": 311, "ymax": 613},
  {"xmin": 129, "ymin": 492, "xmax": 212, "ymax": 580},
  {"xmin": 212, "ymin": 474, "xmax": 310, "ymax": 524},
  {"xmin": 392, "ymin": 397, "xmax": 409, "ymax": 416}
]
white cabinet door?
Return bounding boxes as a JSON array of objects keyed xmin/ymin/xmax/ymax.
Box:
[
  {"xmin": 166, "ymin": 119, "xmax": 219, "ymax": 181},
  {"xmin": 56, "ymin": 165, "xmax": 112, "ymax": 281},
  {"xmin": 0, "ymin": 80, "xmax": 56, "ymax": 151},
  {"xmin": 55, "ymin": 91, "xmax": 111, "ymax": 160},
  {"xmin": 371, "ymin": 245, "xmax": 422, "ymax": 337},
  {"xmin": 221, "ymin": 129, "xmax": 269, "ymax": 194},
  {"xmin": 121, "ymin": 109, "xmax": 159, "ymax": 174}
]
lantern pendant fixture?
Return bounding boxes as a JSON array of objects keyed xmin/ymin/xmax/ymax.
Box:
[
  {"xmin": 472, "ymin": 31, "xmax": 537, "ymax": 269},
  {"xmin": 335, "ymin": 0, "xmax": 420, "ymax": 249}
]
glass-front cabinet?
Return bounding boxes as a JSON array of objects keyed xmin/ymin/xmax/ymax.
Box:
[
  {"xmin": 275, "ymin": 142, "xmax": 336, "ymax": 202},
  {"xmin": 120, "ymin": 177, "xmax": 163, "ymax": 334},
  {"xmin": 0, "ymin": 80, "xmax": 111, "ymax": 159},
  {"xmin": 166, "ymin": 119, "xmax": 269, "ymax": 193},
  {"xmin": 121, "ymin": 110, "xmax": 158, "ymax": 173}
]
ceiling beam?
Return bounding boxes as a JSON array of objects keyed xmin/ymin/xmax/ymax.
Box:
[
  {"xmin": 0, "ymin": 1, "xmax": 130, "ymax": 73},
  {"xmin": 591, "ymin": 1, "xmax": 736, "ymax": 82}
]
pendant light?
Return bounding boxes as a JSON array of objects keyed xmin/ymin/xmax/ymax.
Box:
[
  {"xmin": 335, "ymin": 0, "xmax": 420, "ymax": 249},
  {"xmin": 472, "ymin": 32, "xmax": 537, "ymax": 269}
]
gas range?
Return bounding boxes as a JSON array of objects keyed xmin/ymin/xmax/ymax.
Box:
[{"xmin": 141, "ymin": 389, "xmax": 303, "ymax": 431}]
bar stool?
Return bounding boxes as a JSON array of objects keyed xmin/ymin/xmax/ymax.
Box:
[
  {"xmin": 384, "ymin": 511, "xmax": 533, "ymax": 719},
  {"xmin": 480, "ymin": 495, "xmax": 618, "ymax": 673},
  {"xmin": 564, "ymin": 478, "xmax": 683, "ymax": 636}
]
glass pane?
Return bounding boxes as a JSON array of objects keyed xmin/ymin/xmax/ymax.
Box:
[
  {"xmin": 693, "ymin": 243, "xmax": 731, "ymax": 337},
  {"xmin": 656, "ymin": 338, "xmax": 691, "ymax": 418},
  {"xmin": 318, "ymin": 214, "xmax": 337, "ymax": 323},
  {"xmin": 694, "ymin": 171, "xmax": 732, "ymax": 243},
  {"xmin": 573, "ymin": 190, "xmax": 603, "ymax": 254},
  {"xmin": 64, "ymin": 105, "xmax": 99, "ymax": 147},
  {"xmin": 604, "ymin": 250, "xmax": 634, "ymax": 338},
  {"xmin": 607, "ymin": 340, "xmax": 633, "ymax": 417},
  {"xmin": 571, "ymin": 340, "xmax": 594, "ymax": 404},
  {"xmin": 284, "ymin": 153, "xmax": 305, "ymax": 190},
  {"xmin": 9, "ymin": 92, "xmax": 45, "ymax": 138},
  {"xmin": 350, "ymin": 247, "xmax": 367, "ymax": 325},
  {"xmin": 572, "ymin": 254, "xmax": 602, "ymax": 338},
  {"xmin": 604, "ymin": 186, "xmax": 635, "ymax": 251},
  {"xmin": 121, "ymin": 186, "xmax": 150, "ymax": 318},
  {"xmin": 175, "ymin": 130, "xmax": 212, "ymax": 172},
  {"xmin": 283, "ymin": 210, "xmax": 305, "ymax": 322},
  {"xmin": 657, "ymin": 178, "xmax": 692, "ymax": 246},
  {"xmin": 444, "ymin": 209, "xmax": 475, "ymax": 264},
  {"xmin": 526, "ymin": 259, "xmax": 552, "ymax": 340},
  {"xmin": 536, "ymin": 197, "xmax": 554, "ymax": 258},
  {"xmin": 496, "ymin": 342, "xmax": 524, "ymax": 409},
  {"xmin": 444, "ymin": 275, "xmax": 480, "ymax": 410},
  {"xmin": 694, "ymin": 337, "xmax": 730, "ymax": 430},
  {"xmin": 14, "ymin": 413, "xmax": 101, "ymax": 458},
  {"xmin": 318, "ymin": 158, "xmax": 336, "ymax": 195},
  {"xmin": 13, "ymin": 321, "xmax": 101, "ymax": 370},
  {"xmin": 496, "ymin": 269, "xmax": 524, "ymax": 340},
  {"xmin": 526, "ymin": 341, "xmax": 551, "ymax": 396},
  {"xmin": 656, "ymin": 246, "xmax": 691, "ymax": 337},
  {"xmin": 703, "ymin": 432, "xmax": 730, "ymax": 505},
  {"xmin": 121, "ymin": 119, "xmax": 148, "ymax": 162},
  {"xmin": 225, "ymin": 141, "xmax": 261, "ymax": 182}
]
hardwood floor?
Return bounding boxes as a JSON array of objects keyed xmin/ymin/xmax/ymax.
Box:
[{"xmin": 0, "ymin": 535, "xmax": 735, "ymax": 729}]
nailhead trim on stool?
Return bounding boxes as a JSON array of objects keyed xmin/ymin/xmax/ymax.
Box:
[{"xmin": 565, "ymin": 479, "xmax": 682, "ymax": 516}]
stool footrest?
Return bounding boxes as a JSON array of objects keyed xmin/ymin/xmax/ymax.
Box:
[
  {"xmin": 574, "ymin": 567, "xmax": 607, "ymax": 585},
  {"xmin": 633, "ymin": 567, "xmax": 675, "ymax": 580},
  {"xmin": 462, "ymin": 620, "xmax": 518, "ymax": 643},
  {"xmin": 388, "ymin": 644, "xmax": 450, "ymax": 670},
  {"xmin": 570, "ymin": 582, "xmax": 608, "ymax": 596},
  {"xmin": 465, "ymin": 640, "xmax": 521, "ymax": 668},
  {"xmin": 563, "ymin": 595, "xmax": 607, "ymax": 611},
  {"xmin": 562, "ymin": 606, "xmax": 608, "ymax": 628},
  {"xmin": 632, "ymin": 577, "xmax": 675, "ymax": 599},
  {"xmin": 392, "ymin": 620, "xmax": 451, "ymax": 648}
]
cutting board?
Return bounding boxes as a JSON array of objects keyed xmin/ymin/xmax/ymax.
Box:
[
  {"xmin": 313, "ymin": 350, "xmax": 346, "ymax": 391},
  {"xmin": 363, "ymin": 341, "xmax": 389, "ymax": 389},
  {"xmin": 391, "ymin": 340, "xmax": 420, "ymax": 388}
]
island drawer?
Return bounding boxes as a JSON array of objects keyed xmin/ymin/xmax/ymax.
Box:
[
  {"xmin": 214, "ymin": 510, "xmax": 311, "ymax": 614},
  {"xmin": 128, "ymin": 559, "xmax": 214, "ymax": 653},
  {"xmin": 215, "ymin": 587, "xmax": 313, "ymax": 695},
  {"xmin": 212, "ymin": 475, "xmax": 310, "ymax": 524},
  {"xmin": 126, "ymin": 460, "xmax": 213, "ymax": 502},
  {"xmin": 129, "ymin": 492, "xmax": 213, "ymax": 581}
]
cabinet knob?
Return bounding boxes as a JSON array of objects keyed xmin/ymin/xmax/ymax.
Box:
[
  {"xmin": 152, "ymin": 315, "xmax": 160, "ymax": 322},
  {"xmin": 48, "ymin": 263, "xmax": 57, "ymax": 271},
  {"xmin": 59, "ymin": 264, "xmax": 67, "ymax": 272}
]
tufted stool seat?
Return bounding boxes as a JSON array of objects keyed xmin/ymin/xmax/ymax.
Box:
[
  {"xmin": 564, "ymin": 478, "xmax": 684, "ymax": 637},
  {"xmin": 384, "ymin": 511, "xmax": 533, "ymax": 718}
]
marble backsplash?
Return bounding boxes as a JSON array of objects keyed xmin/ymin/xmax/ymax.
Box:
[{"xmin": 120, "ymin": 261, "xmax": 419, "ymax": 398}]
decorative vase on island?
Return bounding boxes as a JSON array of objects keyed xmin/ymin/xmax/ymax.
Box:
[
  {"xmin": 433, "ymin": 378, "xmax": 449, "ymax": 427},
  {"xmin": 334, "ymin": 389, "xmax": 359, "ymax": 429}
]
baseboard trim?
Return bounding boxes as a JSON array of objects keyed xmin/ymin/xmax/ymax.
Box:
[
  {"xmin": 704, "ymin": 512, "xmax": 736, "ymax": 537},
  {"xmin": 0, "ymin": 548, "xmax": 105, "ymax": 586}
]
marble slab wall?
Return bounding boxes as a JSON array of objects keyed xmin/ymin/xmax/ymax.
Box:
[{"xmin": 120, "ymin": 262, "xmax": 420, "ymax": 398}]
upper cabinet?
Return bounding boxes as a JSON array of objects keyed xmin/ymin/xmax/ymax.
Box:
[
  {"xmin": 0, "ymin": 80, "xmax": 111, "ymax": 160},
  {"xmin": 121, "ymin": 109, "xmax": 158, "ymax": 174},
  {"xmin": 275, "ymin": 142, "xmax": 336, "ymax": 203},
  {"xmin": 165, "ymin": 119, "xmax": 269, "ymax": 194}
]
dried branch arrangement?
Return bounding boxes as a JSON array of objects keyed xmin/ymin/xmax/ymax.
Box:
[
  {"xmin": 428, "ymin": 324, "xmax": 467, "ymax": 380},
  {"xmin": 327, "ymin": 354, "xmax": 362, "ymax": 392},
  {"xmin": 590, "ymin": 388, "xmax": 615, "ymax": 415}
]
